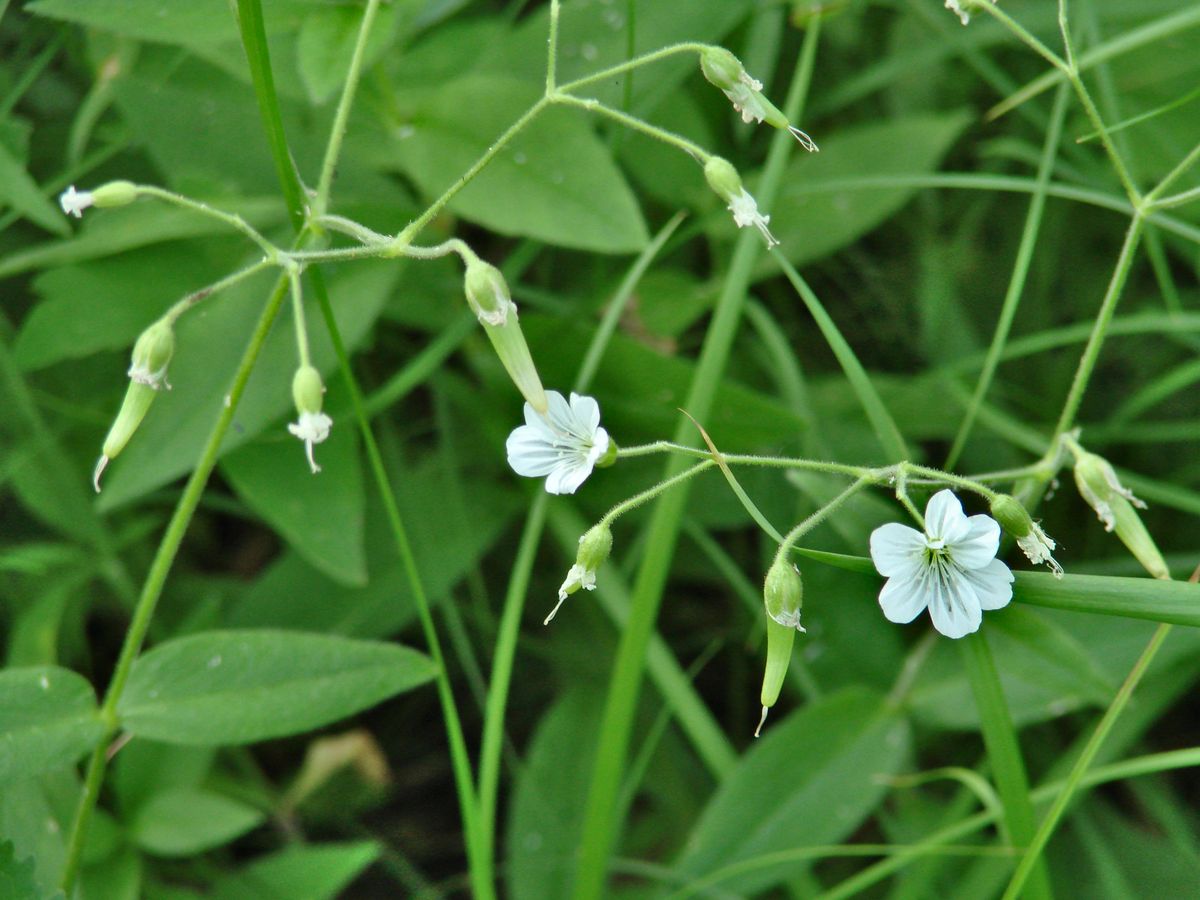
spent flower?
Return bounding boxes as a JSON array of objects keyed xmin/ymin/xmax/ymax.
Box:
[
  {"xmin": 59, "ymin": 181, "xmax": 137, "ymax": 218},
  {"xmin": 288, "ymin": 365, "xmax": 332, "ymax": 474},
  {"xmin": 869, "ymin": 490, "xmax": 1013, "ymax": 639},
  {"xmin": 545, "ymin": 523, "xmax": 613, "ymax": 625},
  {"xmin": 990, "ymin": 493, "xmax": 1062, "ymax": 578},
  {"xmin": 704, "ymin": 157, "xmax": 779, "ymax": 249},
  {"xmin": 506, "ymin": 390, "xmax": 614, "ymax": 495}
]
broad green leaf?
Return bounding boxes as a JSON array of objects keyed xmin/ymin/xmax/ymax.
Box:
[
  {"xmin": 0, "ymin": 667, "xmax": 105, "ymax": 783},
  {"xmin": 763, "ymin": 111, "xmax": 972, "ymax": 271},
  {"xmin": 211, "ymin": 842, "xmax": 380, "ymax": 900},
  {"xmin": 507, "ymin": 690, "xmax": 603, "ymax": 900},
  {"xmin": 113, "ymin": 740, "xmax": 215, "ymax": 818},
  {"xmin": 910, "ymin": 606, "xmax": 1115, "ymax": 730},
  {"xmin": 389, "ymin": 76, "xmax": 648, "ymax": 253},
  {"xmin": 27, "ymin": 0, "xmax": 312, "ymax": 46},
  {"xmin": 221, "ymin": 396, "xmax": 366, "ymax": 587},
  {"xmin": 674, "ymin": 689, "xmax": 910, "ymax": 895},
  {"xmin": 297, "ymin": 2, "xmax": 406, "ymax": 104},
  {"xmin": 97, "ymin": 259, "xmax": 395, "ymax": 509},
  {"xmin": 130, "ymin": 787, "xmax": 265, "ymax": 857},
  {"xmin": 228, "ymin": 461, "xmax": 517, "ymax": 637},
  {"xmin": 80, "ymin": 846, "xmax": 140, "ymax": 900},
  {"xmin": 118, "ymin": 630, "xmax": 437, "ymax": 745},
  {"xmin": 0, "ymin": 780, "xmax": 66, "ymax": 894},
  {"xmin": 0, "ymin": 141, "xmax": 69, "ymax": 236}
]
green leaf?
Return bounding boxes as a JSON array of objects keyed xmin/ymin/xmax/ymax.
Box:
[
  {"xmin": 507, "ymin": 690, "xmax": 603, "ymax": 900},
  {"xmin": 297, "ymin": 2, "xmax": 406, "ymax": 104},
  {"xmin": 118, "ymin": 630, "xmax": 437, "ymax": 745},
  {"xmin": 389, "ymin": 76, "xmax": 649, "ymax": 253},
  {"xmin": 0, "ymin": 667, "xmax": 105, "ymax": 783},
  {"xmin": 0, "ymin": 841, "xmax": 41, "ymax": 900},
  {"xmin": 130, "ymin": 787, "xmax": 265, "ymax": 857},
  {"xmin": 97, "ymin": 259, "xmax": 395, "ymax": 509},
  {"xmin": 674, "ymin": 689, "xmax": 911, "ymax": 895},
  {"xmin": 211, "ymin": 842, "xmax": 380, "ymax": 900},
  {"xmin": 763, "ymin": 111, "xmax": 972, "ymax": 271},
  {"xmin": 0, "ymin": 140, "xmax": 69, "ymax": 236},
  {"xmin": 220, "ymin": 396, "xmax": 366, "ymax": 587}
]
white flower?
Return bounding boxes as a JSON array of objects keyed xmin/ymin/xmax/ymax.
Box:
[
  {"xmin": 945, "ymin": 1, "xmax": 971, "ymax": 26},
  {"xmin": 288, "ymin": 411, "xmax": 333, "ymax": 474},
  {"xmin": 727, "ymin": 189, "xmax": 779, "ymax": 248},
  {"xmin": 59, "ymin": 185, "xmax": 94, "ymax": 218},
  {"xmin": 723, "ymin": 82, "xmax": 770, "ymax": 125},
  {"xmin": 506, "ymin": 390, "xmax": 609, "ymax": 495},
  {"xmin": 869, "ymin": 489, "xmax": 1013, "ymax": 639},
  {"xmin": 1017, "ymin": 522, "xmax": 1063, "ymax": 578}
]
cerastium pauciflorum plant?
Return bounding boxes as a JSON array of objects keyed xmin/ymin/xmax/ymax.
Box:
[{"xmin": 3, "ymin": 0, "xmax": 1200, "ymax": 897}]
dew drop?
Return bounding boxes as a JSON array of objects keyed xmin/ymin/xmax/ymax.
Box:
[
  {"xmin": 208, "ymin": 654, "xmax": 222, "ymax": 668},
  {"xmin": 39, "ymin": 675, "xmax": 50, "ymax": 690},
  {"xmin": 581, "ymin": 43, "xmax": 598, "ymax": 61},
  {"xmin": 513, "ymin": 151, "xmax": 527, "ymax": 165}
]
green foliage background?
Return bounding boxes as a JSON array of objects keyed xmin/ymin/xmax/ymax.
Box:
[{"xmin": 2, "ymin": 0, "xmax": 1200, "ymax": 897}]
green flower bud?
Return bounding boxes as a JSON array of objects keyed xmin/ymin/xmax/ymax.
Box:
[
  {"xmin": 292, "ymin": 364, "xmax": 325, "ymax": 415},
  {"xmin": 546, "ymin": 523, "xmax": 613, "ymax": 625},
  {"xmin": 991, "ymin": 493, "xmax": 1062, "ymax": 577},
  {"xmin": 128, "ymin": 318, "xmax": 175, "ymax": 389},
  {"xmin": 699, "ymin": 46, "xmax": 744, "ymax": 91},
  {"xmin": 462, "ymin": 257, "xmax": 548, "ymax": 414},
  {"xmin": 704, "ymin": 157, "xmax": 743, "ymax": 203},
  {"xmin": 757, "ymin": 560, "xmax": 804, "ymax": 737},
  {"xmin": 1073, "ymin": 450, "xmax": 1168, "ymax": 579},
  {"xmin": 91, "ymin": 180, "xmax": 138, "ymax": 209}
]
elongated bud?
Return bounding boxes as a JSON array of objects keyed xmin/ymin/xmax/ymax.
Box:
[
  {"xmin": 757, "ymin": 559, "xmax": 804, "ymax": 736},
  {"xmin": 991, "ymin": 494, "xmax": 1062, "ymax": 578},
  {"xmin": 95, "ymin": 382, "xmax": 157, "ymax": 492},
  {"xmin": 1073, "ymin": 451, "xmax": 1168, "ymax": 579},
  {"xmin": 91, "ymin": 180, "xmax": 138, "ymax": 209},
  {"xmin": 546, "ymin": 523, "xmax": 612, "ymax": 625},
  {"xmin": 288, "ymin": 365, "xmax": 333, "ymax": 475},
  {"xmin": 699, "ymin": 47, "xmax": 745, "ymax": 92},
  {"xmin": 463, "ymin": 257, "xmax": 548, "ymax": 414}
]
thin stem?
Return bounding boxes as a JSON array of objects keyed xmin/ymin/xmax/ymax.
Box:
[
  {"xmin": 945, "ymin": 83, "xmax": 1069, "ymax": 469},
  {"xmin": 314, "ymin": 0, "xmax": 380, "ymax": 216},
  {"xmin": 164, "ymin": 258, "xmax": 273, "ymax": 323},
  {"xmin": 974, "ymin": 1, "xmax": 1068, "ymax": 74},
  {"xmin": 775, "ymin": 477, "xmax": 871, "ymax": 561},
  {"xmin": 392, "ymin": 98, "xmax": 549, "ymax": 247},
  {"xmin": 549, "ymin": 93, "xmax": 708, "ymax": 161},
  {"xmin": 555, "ymin": 42, "xmax": 708, "ymax": 95},
  {"xmin": 1144, "ymin": 139, "xmax": 1200, "ymax": 207},
  {"xmin": 1151, "ymin": 183, "xmax": 1200, "ymax": 212},
  {"xmin": 1053, "ymin": 214, "xmax": 1145, "ymax": 438},
  {"xmin": 601, "ymin": 462, "xmax": 715, "ymax": 526},
  {"xmin": 1001, "ymin": 623, "xmax": 1172, "ymax": 899},
  {"xmin": 60, "ymin": 273, "xmax": 292, "ymax": 893},
  {"xmin": 288, "ymin": 266, "xmax": 311, "ymax": 367},
  {"xmin": 545, "ymin": 0, "xmax": 560, "ymax": 92},
  {"xmin": 134, "ymin": 185, "xmax": 278, "ymax": 257}
]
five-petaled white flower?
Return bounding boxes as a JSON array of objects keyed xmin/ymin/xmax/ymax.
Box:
[
  {"xmin": 727, "ymin": 189, "xmax": 779, "ymax": 248},
  {"xmin": 59, "ymin": 185, "xmax": 94, "ymax": 218},
  {"xmin": 869, "ymin": 489, "xmax": 1013, "ymax": 639},
  {"xmin": 506, "ymin": 390, "xmax": 609, "ymax": 495},
  {"xmin": 288, "ymin": 411, "xmax": 333, "ymax": 474}
]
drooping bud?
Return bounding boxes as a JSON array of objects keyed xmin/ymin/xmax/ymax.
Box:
[
  {"xmin": 545, "ymin": 523, "xmax": 613, "ymax": 625},
  {"xmin": 703, "ymin": 157, "xmax": 779, "ymax": 248},
  {"xmin": 1073, "ymin": 451, "xmax": 1169, "ymax": 580},
  {"xmin": 757, "ymin": 559, "xmax": 805, "ymax": 737},
  {"xmin": 93, "ymin": 318, "xmax": 177, "ymax": 491},
  {"xmin": 698, "ymin": 47, "xmax": 818, "ymax": 151},
  {"xmin": 990, "ymin": 493, "xmax": 1062, "ymax": 578},
  {"xmin": 287, "ymin": 365, "xmax": 333, "ymax": 475},
  {"xmin": 91, "ymin": 180, "xmax": 138, "ymax": 209},
  {"xmin": 127, "ymin": 318, "xmax": 175, "ymax": 389},
  {"xmin": 463, "ymin": 256, "xmax": 548, "ymax": 414}
]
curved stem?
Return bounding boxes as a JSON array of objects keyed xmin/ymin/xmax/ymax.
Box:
[
  {"xmin": 134, "ymin": 185, "xmax": 278, "ymax": 257},
  {"xmin": 550, "ymin": 93, "xmax": 709, "ymax": 161},
  {"xmin": 555, "ymin": 42, "xmax": 707, "ymax": 95}
]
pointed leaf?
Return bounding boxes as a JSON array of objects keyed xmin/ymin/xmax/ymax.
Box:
[{"xmin": 0, "ymin": 667, "xmax": 105, "ymax": 783}]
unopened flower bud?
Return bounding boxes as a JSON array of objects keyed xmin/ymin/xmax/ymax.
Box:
[
  {"xmin": 545, "ymin": 523, "xmax": 613, "ymax": 625},
  {"xmin": 94, "ymin": 381, "xmax": 160, "ymax": 492},
  {"xmin": 757, "ymin": 559, "xmax": 804, "ymax": 737},
  {"xmin": 91, "ymin": 180, "xmax": 138, "ymax": 209},
  {"xmin": 288, "ymin": 365, "xmax": 333, "ymax": 475},
  {"xmin": 463, "ymin": 257, "xmax": 548, "ymax": 414},
  {"xmin": 128, "ymin": 318, "xmax": 175, "ymax": 389},
  {"xmin": 1073, "ymin": 450, "xmax": 1169, "ymax": 579},
  {"xmin": 990, "ymin": 493, "xmax": 1062, "ymax": 578}
]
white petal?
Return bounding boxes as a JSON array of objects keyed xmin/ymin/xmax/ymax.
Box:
[
  {"xmin": 926, "ymin": 567, "xmax": 982, "ymax": 639},
  {"xmin": 960, "ymin": 558, "xmax": 1013, "ymax": 611},
  {"xmin": 544, "ymin": 460, "xmax": 593, "ymax": 495},
  {"xmin": 523, "ymin": 400, "xmax": 557, "ymax": 436},
  {"xmin": 569, "ymin": 392, "xmax": 601, "ymax": 432},
  {"xmin": 543, "ymin": 390, "xmax": 578, "ymax": 435},
  {"xmin": 506, "ymin": 426, "xmax": 561, "ymax": 476},
  {"xmin": 951, "ymin": 514, "xmax": 1001, "ymax": 570},
  {"xmin": 869, "ymin": 522, "xmax": 926, "ymax": 578},
  {"xmin": 878, "ymin": 574, "xmax": 929, "ymax": 624},
  {"xmin": 924, "ymin": 490, "xmax": 969, "ymax": 544}
]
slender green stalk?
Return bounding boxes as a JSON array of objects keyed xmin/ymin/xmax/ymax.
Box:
[
  {"xmin": 555, "ymin": 42, "xmax": 707, "ymax": 95},
  {"xmin": 571, "ymin": 19, "xmax": 822, "ymax": 898},
  {"xmin": 1001, "ymin": 623, "xmax": 1173, "ymax": 899},
  {"xmin": 60, "ymin": 273, "xmax": 292, "ymax": 893},
  {"xmin": 1052, "ymin": 214, "xmax": 1145, "ymax": 437},
  {"xmin": 550, "ymin": 93, "xmax": 708, "ymax": 161},
  {"xmin": 314, "ymin": 0, "xmax": 380, "ymax": 215},
  {"xmin": 545, "ymin": 0, "xmax": 560, "ymax": 92},
  {"xmin": 134, "ymin": 184, "xmax": 278, "ymax": 256},
  {"xmin": 961, "ymin": 634, "xmax": 1054, "ymax": 900},
  {"xmin": 1144, "ymin": 139, "xmax": 1200, "ymax": 207},
  {"xmin": 945, "ymin": 83, "xmax": 1069, "ymax": 469}
]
